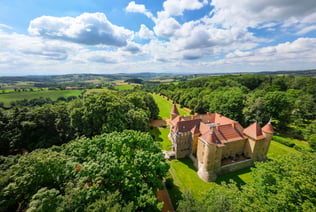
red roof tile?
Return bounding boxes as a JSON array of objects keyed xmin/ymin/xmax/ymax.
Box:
[
  {"xmin": 262, "ymin": 121, "xmax": 274, "ymax": 134},
  {"xmin": 170, "ymin": 104, "xmax": 179, "ymax": 115},
  {"xmin": 243, "ymin": 122, "xmax": 265, "ymax": 140}
]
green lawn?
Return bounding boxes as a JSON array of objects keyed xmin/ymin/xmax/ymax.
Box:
[
  {"xmin": 150, "ymin": 127, "xmax": 172, "ymax": 151},
  {"xmin": 152, "ymin": 93, "xmax": 190, "ymax": 119},
  {"xmin": 113, "ymin": 84, "xmax": 135, "ymax": 90},
  {"xmin": 268, "ymin": 140, "xmax": 300, "ymax": 159},
  {"xmin": 0, "ymin": 90, "xmax": 83, "ymax": 107}
]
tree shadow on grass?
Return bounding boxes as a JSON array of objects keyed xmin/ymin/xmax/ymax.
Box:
[
  {"xmin": 178, "ymin": 158, "xmax": 196, "ymax": 171},
  {"xmin": 216, "ymin": 167, "xmax": 252, "ymax": 188},
  {"xmin": 167, "ymin": 184, "xmax": 182, "ymax": 210},
  {"xmin": 150, "ymin": 127, "xmax": 163, "ymax": 142}
]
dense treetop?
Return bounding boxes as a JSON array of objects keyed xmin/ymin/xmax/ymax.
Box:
[
  {"xmin": 0, "ymin": 90, "xmax": 158, "ymax": 155},
  {"xmin": 0, "ymin": 130, "xmax": 169, "ymax": 211}
]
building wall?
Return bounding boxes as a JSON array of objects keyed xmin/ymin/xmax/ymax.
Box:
[
  {"xmin": 219, "ymin": 159, "xmax": 253, "ymax": 175},
  {"xmin": 174, "ymin": 132, "xmax": 192, "ymax": 159},
  {"xmin": 221, "ymin": 139, "xmax": 247, "ymax": 159}
]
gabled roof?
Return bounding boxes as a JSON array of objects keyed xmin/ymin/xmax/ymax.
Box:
[
  {"xmin": 170, "ymin": 104, "xmax": 179, "ymax": 115},
  {"xmin": 174, "ymin": 119, "xmax": 201, "ymax": 132},
  {"xmin": 243, "ymin": 122, "xmax": 265, "ymax": 140},
  {"xmin": 199, "ymin": 122, "xmax": 245, "ymax": 145},
  {"xmin": 262, "ymin": 121, "xmax": 274, "ymax": 134}
]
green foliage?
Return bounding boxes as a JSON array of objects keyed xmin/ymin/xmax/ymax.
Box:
[
  {"xmin": 209, "ymin": 87, "xmax": 245, "ymax": 121},
  {"xmin": 0, "ymin": 90, "xmax": 157, "ymax": 155},
  {"xmin": 27, "ymin": 188, "xmax": 64, "ymax": 212},
  {"xmin": 0, "ymin": 130, "xmax": 169, "ymax": 211},
  {"xmin": 309, "ymin": 134, "xmax": 316, "ymax": 150}
]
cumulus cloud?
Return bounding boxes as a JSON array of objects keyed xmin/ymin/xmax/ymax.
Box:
[
  {"xmin": 122, "ymin": 42, "xmax": 142, "ymax": 54},
  {"xmin": 137, "ymin": 24, "xmax": 154, "ymax": 39},
  {"xmin": 210, "ymin": 0, "xmax": 316, "ymax": 29},
  {"xmin": 28, "ymin": 13, "xmax": 133, "ymax": 46},
  {"xmin": 154, "ymin": 16, "xmax": 180, "ymax": 38},
  {"xmin": 0, "ymin": 30, "xmax": 77, "ymax": 61},
  {"xmin": 125, "ymin": 1, "xmax": 154, "ymax": 19},
  {"xmin": 163, "ymin": 0, "xmax": 207, "ymax": 16}
]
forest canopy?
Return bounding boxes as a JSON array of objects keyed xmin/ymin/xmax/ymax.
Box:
[{"xmin": 0, "ymin": 130, "xmax": 169, "ymax": 211}]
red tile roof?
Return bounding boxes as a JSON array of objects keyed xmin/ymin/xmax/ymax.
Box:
[
  {"xmin": 170, "ymin": 104, "xmax": 179, "ymax": 115},
  {"xmin": 171, "ymin": 112, "xmax": 248, "ymax": 145},
  {"xmin": 243, "ymin": 122, "xmax": 265, "ymax": 140},
  {"xmin": 262, "ymin": 121, "xmax": 274, "ymax": 134}
]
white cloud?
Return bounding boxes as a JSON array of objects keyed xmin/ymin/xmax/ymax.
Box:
[
  {"xmin": 125, "ymin": 1, "xmax": 154, "ymax": 19},
  {"xmin": 210, "ymin": 0, "xmax": 316, "ymax": 29},
  {"xmin": 28, "ymin": 13, "xmax": 134, "ymax": 46},
  {"xmin": 297, "ymin": 25, "xmax": 316, "ymax": 35},
  {"xmin": 137, "ymin": 24, "xmax": 154, "ymax": 39},
  {"xmin": 163, "ymin": 0, "xmax": 207, "ymax": 16},
  {"xmin": 153, "ymin": 16, "xmax": 180, "ymax": 38}
]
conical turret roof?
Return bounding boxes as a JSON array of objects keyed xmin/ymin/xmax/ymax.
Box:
[
  {"xmin": 262, "ymin": 121, "xmax": 274, "ymax": 134},
  {"xmin": 244, "ymin": 122, "xmax": 265, "ymax": 140},
  {"xmin": 171, "ymin": 103, "xmax": 179, "ymax": 115}
]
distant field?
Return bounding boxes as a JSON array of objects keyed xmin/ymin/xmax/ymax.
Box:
[
  {"xmin": 0, "ymin": 90, "xmax": 83, "ymax": 107},
  {"xmin": 152, "ymin": 93, "xmax": 190, "ymax": 119},
  {"xmin": 85, "ymin": 88, "xmax": 109, "ymax": 95},
  {"xmin": 114, "ymin": 84, "xmax": 135, "ymax": 90}
]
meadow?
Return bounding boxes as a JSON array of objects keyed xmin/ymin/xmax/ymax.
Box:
[
  {"xmin": 152, "ymin": 93, "xmax": 190, "ymax": 119},
  {"xmin": 0, "ymin": 90, "xmax": 83, "ymax": 107}
]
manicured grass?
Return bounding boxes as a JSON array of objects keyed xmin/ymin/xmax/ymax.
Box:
[
  {"xmin": 150, "ymin": 127, "xmax": 172, "ymax": 151},
  {"xmin": 169, "ymin": 159, "xmax": 214, "ymax": 200},
  {"xmin": 268, "ymin": 140, "xmax": 299, "ymax": 159},
  {"xmin": 152, "ymin": 93, "xmax": 190, "ymax": 119},
  {"xmin": 0, "ymin": 90, "xmax": 83, "ymax": 107},
  {"xmin": 113, "ymin": 84, "xmax": 135, "ymax": 90}
]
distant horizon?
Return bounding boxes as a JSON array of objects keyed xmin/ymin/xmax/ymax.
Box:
[
  {"xmin": 1, "ymin": 1, "xmax": 316, "ymax": 75},
  {"xmin": 1, "ymin": 68, "xmax": 315, "ymax": 78}
]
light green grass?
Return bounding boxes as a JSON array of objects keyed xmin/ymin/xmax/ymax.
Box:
[
  {"xmin": 169, "ymin": 159, "xmax": 214, "ymax": 200},
  {"xmin": 113, "ymin": 85, "xmax": 135, "ymax": 90},
  {"xmin": 150, "ymin": 127, "xmax": 172, "ymax": 151},
  {"xmin": 0, "ymin": 90, "xmax": 83, "ymax": 107},
  {"xmin": 268, "ymin": 140, "xmax": 299, "ymax": 159},
  {"xmin": 85, "ymin": 88, "xmax": 109, "ymax": 95},
  {"xmin": 152, "ymin": 93, "xmax": 190, "ymax": 119}
]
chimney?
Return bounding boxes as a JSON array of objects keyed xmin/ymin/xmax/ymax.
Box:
[
  {"xmin": 191, "ymin": 115, "xmax": 195, "ymax": 120},
  {"xmin": 232, "ymin": 122, "xmax": 235, "ymax": 128}
]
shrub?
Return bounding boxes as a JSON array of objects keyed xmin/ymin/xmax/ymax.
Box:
[{"xmin": 165, "ymin": 178, "xmax": 174, "ymax": 189}]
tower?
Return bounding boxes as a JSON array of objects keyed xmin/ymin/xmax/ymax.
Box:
[{"xmin": 170, "ymin": 103, "xmax": 179, "ymax": 120}]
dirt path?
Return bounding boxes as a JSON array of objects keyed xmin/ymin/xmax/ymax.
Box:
[{"xmin": 157, "ymin": 183, "xmax": 175, "ymax": 212}]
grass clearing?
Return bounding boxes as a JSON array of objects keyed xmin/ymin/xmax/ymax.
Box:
[
  {"xmin": 85, "ymin": 88, "xmax": 109, "ymax": 95},
  {"xmin": 114, "ymin": 84, "xmax": 135, "ymax": 90},
  {"xmin": 152, "ymin": 94, "xmax": 190, "ymax": 119},
  {"xmin": 0, "ymin": 90, "xmax": 83, "ymax": 107}
]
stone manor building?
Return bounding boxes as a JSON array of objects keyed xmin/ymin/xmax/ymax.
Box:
[{"xmin": 168, "ymin": 104, "xmax": 274, "ymax": 182}]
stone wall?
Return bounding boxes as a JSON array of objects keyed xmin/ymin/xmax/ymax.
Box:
[{"xmin": 219, "ymin": 159, "xmax": 253, "ymax": 175}]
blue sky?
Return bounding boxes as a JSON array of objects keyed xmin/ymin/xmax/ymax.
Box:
[{"xmin": 1, "ymin": 0, "xmax": 316, "ymax": 76}]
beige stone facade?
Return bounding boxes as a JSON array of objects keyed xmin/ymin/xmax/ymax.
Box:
[{"xmin": 169, "ymin": 104, "xmax": 273, "ymax": 182}]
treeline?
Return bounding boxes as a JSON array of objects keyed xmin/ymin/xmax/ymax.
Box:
[
  {"xmin": 0, "ymin": 91, "xmax": 158, "ymax": 155},
  {"xmin": 0, "ymin": 130, "xmax": 169, "ymax": 211},
  {"xmin": 157, "ymin": 75, "xmax": 316, "ymax": 138}
]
